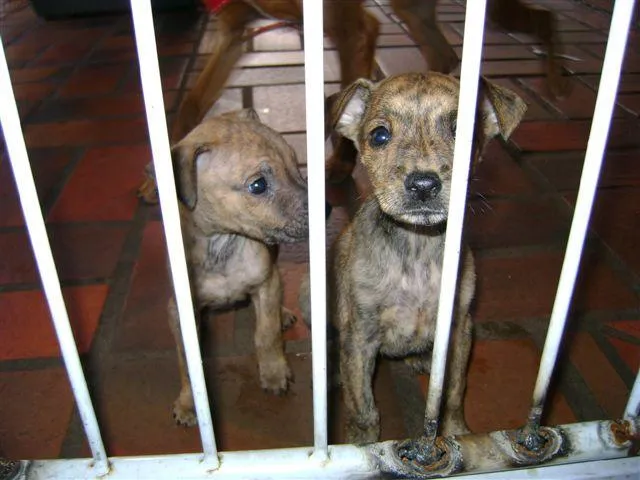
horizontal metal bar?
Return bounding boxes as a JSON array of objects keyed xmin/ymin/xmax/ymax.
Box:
[
  {"xmin": 25, "ymin": 419, "xmax": 640, "ymax": 479},
  {"xmin": 128, "ymin": 0, "xmax": 218, "ymax": 464},
  {"xmin": 0, "ymin": 36, "xmax": 109, "ymax": 476},
  {"xmin": 529, "ymin": 0, "xmax": 635, "ymax": 420},
  {"xmin": 425, "ymin": 0, "xmax": 487, "ymax": 438},
  {"xmin": 301, "ymin": 0, "xmax": 328, "ymax": 461},
  {"xmin": 26, "ymin": 445, "xmax": 375, "ymax": 480}
]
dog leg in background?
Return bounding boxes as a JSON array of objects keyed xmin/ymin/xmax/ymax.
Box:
[
  {"xmin": 168, "ymin": 297, "xmax": 199, "ymax": 426},
  {"xmin": 489, "ymin": 0, "xmax": 569, "ymax": 97},
  {"xmin": 137, "ymin": 2, "xmax": 261, "ymax": 204},
  {"xmin": 172, "ymin": 2, "xmax": 261, "ymax": 141},
  {"xmin": 390, "ymin": 0, "xmax": 459, "ymax": 74},
  {"xmin": 324, "ymin": 1, "xmax": 380, "ymax": 184},
  {"xmin": 252, "ymin": 267, "xmax": 292, "ymax": 394}
]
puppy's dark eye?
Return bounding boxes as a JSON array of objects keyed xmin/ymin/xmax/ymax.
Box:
[
  {"xmin": 248, "ymin": 177, "xmax": 267, "ymax": 195},
  {"xmin": 369, "ymin": 126, "xmax": 391, "ymax": 147}
]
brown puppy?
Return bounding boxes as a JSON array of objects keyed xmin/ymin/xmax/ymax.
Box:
[
  {"xmin": 169, "ymin": 108, "xmax": 308, "ymax": 426},
  {"xmin": 138, "ymin": 0, "xmax": 566, "ymax": 203},
  {"xmin": 331, "ymin": 72, "xmax": 526, "ymax": 443}
]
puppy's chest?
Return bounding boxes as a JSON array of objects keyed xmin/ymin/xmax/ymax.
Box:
[
  {"xmin": 189, "ymin": 235, "xmax": 269, "ymax": 305},
  {"xmin": 356, "ymin": 243, "xmax": 443, "ymax": 357}
]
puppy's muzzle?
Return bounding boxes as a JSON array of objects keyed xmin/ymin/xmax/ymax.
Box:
[{"xmin": 405, "ymin": 171, "xmax": 442, "ymax": 202}]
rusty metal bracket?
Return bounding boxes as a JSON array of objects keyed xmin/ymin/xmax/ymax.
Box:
[
  {"xmin": 498, "ymin": 426, "xmax": 567, "ymax": 466},
  {"xmin": 368, "ymin": 436, "xmax": 463, "ymax": 479}
]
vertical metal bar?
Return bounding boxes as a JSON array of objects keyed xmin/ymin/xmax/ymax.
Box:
[
  {"xmin": 128, "ymin": 0, "xmax": 219, "ymax": 465},
  {"xmin": 423, "ymin": 0, "xmax": 487, "ymax": 441},
  {"xmin": 527, "ymin": 0, "xmax": 635, "ymax": 428},
  {"xmin": 624, "ymin": 370, "xmax": 640, "ymax": 420},
  {"xmin": 0, "ymin": 37, "xmax": 109, "ymax": 475},
  {"xmin": 301, "ymin": 0, "xmax": 328, "ymax": 460}
]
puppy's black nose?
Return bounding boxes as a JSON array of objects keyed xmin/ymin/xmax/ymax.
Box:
[{"xmin": 404, "ymin": 171, "xmax": 442, "ymax": 201}]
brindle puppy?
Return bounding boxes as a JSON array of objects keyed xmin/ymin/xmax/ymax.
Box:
[
  {"xmin": 331, "ymin": 72, "xmax": 526, "ymax": 443},
  {"xmin": 169, "ymin": 108, "xmax": 308, "ymax": 426}
]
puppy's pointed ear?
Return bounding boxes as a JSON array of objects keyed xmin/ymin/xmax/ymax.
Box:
[
  {"xmin": 331, "ymin": 79, "xmax": 374, "ymax": 144},
  {"xmin": 171, "ymin": 142, "xmax": 213, "ymax": 210},
  {"xmin": 479, "ymin": 77, "xmax": 527, "ymax": 140},
  {"xmin": 220, "ymin": 108, "xmax": 261, "ymax": 123}
]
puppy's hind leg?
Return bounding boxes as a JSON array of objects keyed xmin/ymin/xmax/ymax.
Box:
[
  {"xmin": 168, "ymin": 297, "xmax": 199, "ymax": 427},
  {"xmin": 251, "ymin": 268, "xmax": 292, "ymax": 394},
  {"xmin": 488, "ymin": 0, "xmax": 569, "ymax": 97}
]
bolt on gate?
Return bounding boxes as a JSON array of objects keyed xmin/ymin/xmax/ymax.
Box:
[{"xmin": 0, "ymin": 0, "xmax": 639, "ymax": 478}]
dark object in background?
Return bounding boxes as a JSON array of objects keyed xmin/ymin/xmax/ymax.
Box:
[{"xmin": 29, "ymin": 0, "xmax": 198, "ymax": 19}]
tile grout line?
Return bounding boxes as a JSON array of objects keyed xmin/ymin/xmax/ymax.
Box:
[
  {"xmin": 57, "ymin": 202, "xmax": 153, "ymax": 457},
  {"xmin": 587, "ymin": 325, "xmax": 637, "ymax": 388}
]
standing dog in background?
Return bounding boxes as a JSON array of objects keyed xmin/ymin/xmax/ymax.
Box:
[{"xmin": 138, "ymin": 0, "xmax": 567, "ymax": 202}]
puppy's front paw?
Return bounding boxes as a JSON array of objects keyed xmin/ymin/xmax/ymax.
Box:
[
  {"xmin": 259, "ymin": 357, "xmax": 292, "ymax": 395},
  {"xmin": 281, "ymin": 307, "xmax": 297, "ymax": 331},
  {"xmin": 172, "ymin": 399, "xmax": 197, "ymax": 427}
]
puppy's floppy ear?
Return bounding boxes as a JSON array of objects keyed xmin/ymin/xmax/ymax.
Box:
[
  {"xmin": 219, "ymin": 108, "xmax": 261, "ymax": 123},
  {"xmin": 479, "ymin": 77, "xmax": 527, "ymax": 140},
  {"xmin": 331, "ymin": 78, "xmax": 374, "ymax": 144},
  {"xmin": 171, "ymin": 142, "xmax": 213, "ymax": 210}
]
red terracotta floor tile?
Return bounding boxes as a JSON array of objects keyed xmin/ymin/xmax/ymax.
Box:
[
  {"xmin": 528, "ymin": 151, "xmax": 640, "ymax": 192},
  {"xmin": 48, "ymin": 224, "xmax": 129, "ymax": 281},
  {"xmin": 466, "ymin": 197, "xmax": 568, "ymax": 250},
  {"xmin": 58, "ymin": 64, "xmax": 129, "ymax": 98},
  {"xmin": 32, "ymin": 43, "xmax": 94, "ymax": 66},
  {"xmin": 11, "ymin": 82, "xmax": 56, "ymax": 103},
  {"xmin": 608, "ymin": 320, "xmax": 640, "ymax": 339},
  {"xmin": 279, "ymin": 262, "xmax": 310, "ymax": 342},
  {"xmin": 511, "ymin": 120, "xmax": 640, "ymax": 152},
  {"xmin": 89, "ymin": 356, "xmax": 201, "ymax": 456},
  {"xmin": 470, "ymin": 142, "xmax": 537, "ymax": 196},
  {"xmin": 9, "ymin": 66, "xmax": 64, "ymax": 84},
  {"xmin": 419, "ymin": 338, "xmax": 575, "ymax": 433},
  {"xmin": 0, "ymin": 148, "xmax": 74, "ymax": 228},
  {"xmin": 0, "ymin": 285, "xmax": 107, "ymax": 361},
  {"xmin": 112, "ymin": 221, "xmax": 173, "ymax": 352},
  {"xmin": 606, "ymin": 320, "xmax": 640, "ymax": 374},
  {"xmin": 479, "ymin": 60, "xmax": 545, "ymax": 77},
  {"xmin": 0, "ymin": 224, "xmax": 127, "ymax": 286},
  {"xmin": 589, "ymin": 188, "xmax": 640, "ymax": 275},
  {"xmin": 474, "ymin": 251, "xmax": 638, "ymax": 322},
  {"xmin": 608, "ymin": 337, "xmax": 640, "ymax": 373},
  {"xmin": 0, "ymin": 368, "xmax": 74, "ymax": 459},
  {"xmin": 48, "ymin": 145, "xmax": 150, "ymax": 222},
  {"xmin": 565, "ymin": 332, "xmax": 631, "ymax": 419},
  {"xmin": 0, "ymin": 231, "xmax": 37, "ymax": 285},
  {"xmin": 24, "ymin": 118, "xmax": 148, "ymax": 148},
  {"xmin": 520, "ymin": 77, "xmax": 630, "ymax": 119},
  {"xmin": 4, "ymin": 43, "xmax": 44, "ymax": 67},
  {"xmin": 205, "ymin": 310, "xmax": 236, "ymax": 349},
  {"xmin": 618, "ymin": 93, "xmax": 640, "ymax": 116}
]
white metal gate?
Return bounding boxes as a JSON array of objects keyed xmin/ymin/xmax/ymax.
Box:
[{"xmin": 0, "ymin": 0, "xmax": 638, "ymax": 478}]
